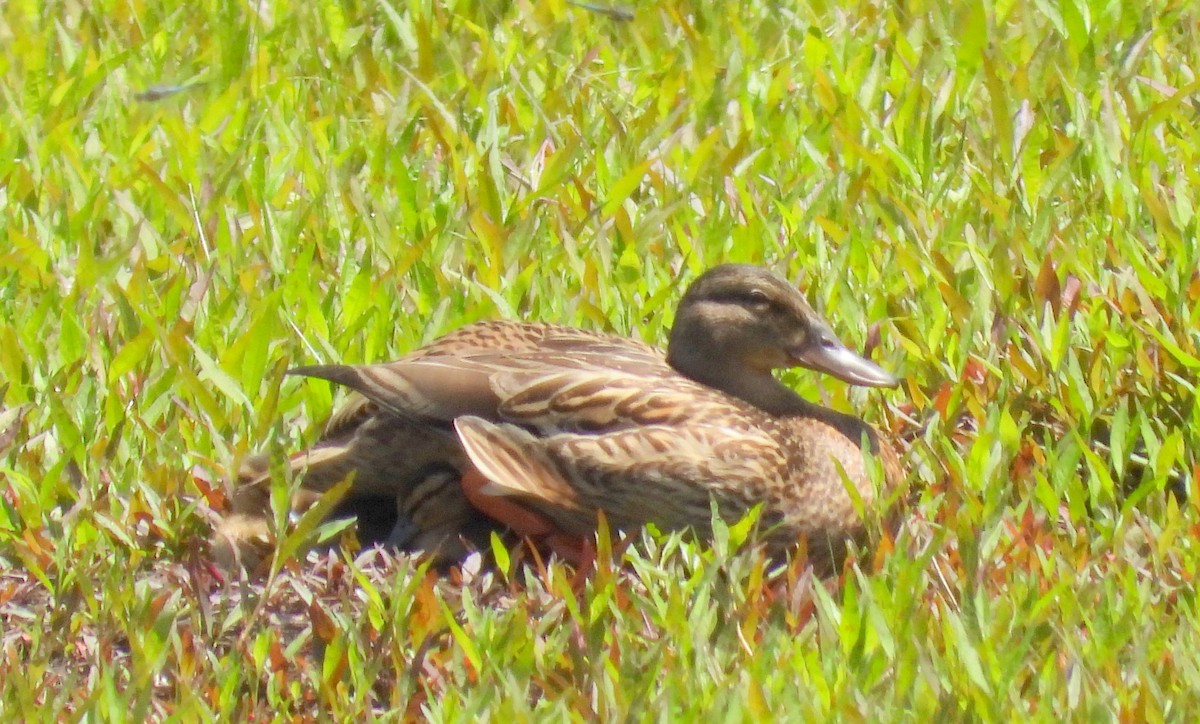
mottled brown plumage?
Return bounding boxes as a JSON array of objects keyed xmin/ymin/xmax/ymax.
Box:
[
  {"xmin": 212, "ymin": 264, "xmax": 902, "ymax": 572},
  {"xmin": 211, "ymin": 322, "xmax": 665, "ymax": 570}
]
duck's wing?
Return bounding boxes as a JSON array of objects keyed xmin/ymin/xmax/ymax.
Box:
[
  {"xmin": 453, "ymin": 415, "xmax": 782, "ymax": 536},
  {"xmin": 318, "ymin": 322, "xmax": 619, "ymax": 433},
  {"xmin": 288, "ymin": 332, "xmax": 677, "ymax": 432}
]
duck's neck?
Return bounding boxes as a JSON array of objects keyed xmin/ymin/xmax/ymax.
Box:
[
  {"xmin": 667, "ymin": 344, "xmax": 814, "ymax": 416},
  {"xmin": 668, "ymin": 343, "xmax": 880, "ymax": 452}
]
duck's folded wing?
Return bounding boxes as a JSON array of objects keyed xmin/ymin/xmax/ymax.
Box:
[
  {"xmin": 290, "ymin": 345, "xmax": 687, "ymax": 432},
  {"xmin": 453, "ymin": 415, "xmax": 781, "ymax": 536}
]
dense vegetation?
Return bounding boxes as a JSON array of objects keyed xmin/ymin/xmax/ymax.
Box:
[{"xmin": 2, "ymin": 0, "xmax": 1198, "ymax": 718}]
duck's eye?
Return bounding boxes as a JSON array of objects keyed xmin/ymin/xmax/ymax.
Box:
[{"xmin": 745, "ymin": 288, "xmax": 773, "ymax": 311}]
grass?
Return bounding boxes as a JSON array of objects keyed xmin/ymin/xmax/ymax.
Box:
[{"xmin": 2, "ymin": 0, "xmax": 1199, "ymax": 718}]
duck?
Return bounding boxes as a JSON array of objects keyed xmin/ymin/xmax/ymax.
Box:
[{"xmin": 212, "ymin": 264, "xmax": 902, "ymax": 571}]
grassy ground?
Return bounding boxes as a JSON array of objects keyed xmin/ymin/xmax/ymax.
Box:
[{"xmin": 2, "ymin": 0, "xmax": 1199, "ymax": 718}]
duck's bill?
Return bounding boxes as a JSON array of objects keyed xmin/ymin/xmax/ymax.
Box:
[{"xmin": 790, "ymin": 339, "xmax": 899, "ymax": 388}]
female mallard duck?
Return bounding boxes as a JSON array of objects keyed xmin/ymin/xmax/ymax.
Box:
[{"xmin": 213, "ymin": 264, "xmax": 901, "ymax": 570}]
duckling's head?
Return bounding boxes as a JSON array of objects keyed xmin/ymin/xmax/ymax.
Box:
[{"xmin": 667, "ymin": 264, "xmax": 898, "ymax": 389}]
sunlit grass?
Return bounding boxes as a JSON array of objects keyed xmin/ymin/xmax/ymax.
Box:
[{"xmin": 2, "ymin": 0, "xmax": 1199, "ymax": 718}]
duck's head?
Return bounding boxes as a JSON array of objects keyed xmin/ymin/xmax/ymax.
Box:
[{"xmin": 666, "ymin": 264, "xmax": 898, "ymax": 390}]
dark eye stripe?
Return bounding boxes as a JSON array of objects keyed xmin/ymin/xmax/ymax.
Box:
[{"xmin": 708, "ymin": 288, "xmax": 776, "ymax": 310}]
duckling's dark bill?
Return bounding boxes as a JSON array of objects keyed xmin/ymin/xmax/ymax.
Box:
[{"xmin": 790, "ymin": 340, "xmax": 899, "ymax": 387}]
